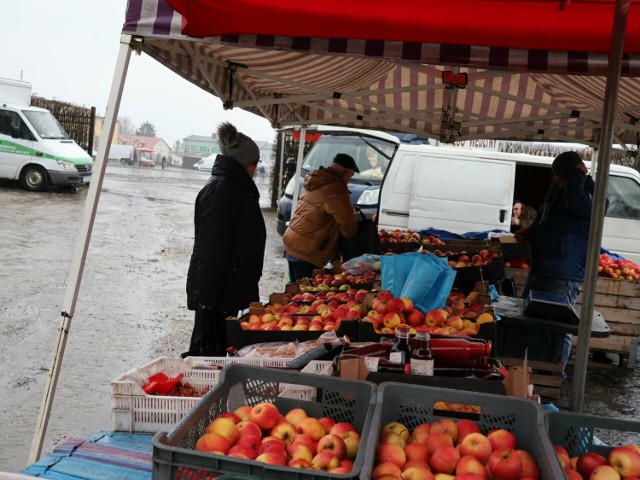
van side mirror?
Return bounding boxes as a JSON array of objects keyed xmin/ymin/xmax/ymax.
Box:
[{"xmin": 11, "ymin": 126, "xmax": 21, "ymax": 139}]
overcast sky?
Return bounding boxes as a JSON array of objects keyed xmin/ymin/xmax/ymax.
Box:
[{"xmin": 1, "ymin": 1, "xmax": 276, "ymax": 148}]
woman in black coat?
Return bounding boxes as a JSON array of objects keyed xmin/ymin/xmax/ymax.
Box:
[{"xmin": 183, "ymin": 123, "xmax": 266, "ymax": 357}]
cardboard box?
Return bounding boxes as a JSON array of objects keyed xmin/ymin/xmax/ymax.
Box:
[
  {"xmin": 502, "ymin": 351, "xmax": 534, "ymax": 399},
  {"xmin": 338, "ymin": 354, "xmax": 370, "ymax": 380}
]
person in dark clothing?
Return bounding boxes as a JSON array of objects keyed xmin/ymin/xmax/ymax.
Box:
[
  {"xmin": 514, "ymin": 151, "xmax": 606, "ymax": 376},
  {"xmin": 182, "ymin": 122, "xmax": 266, "ymax": 358}
]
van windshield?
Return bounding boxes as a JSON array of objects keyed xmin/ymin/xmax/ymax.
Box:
[
  {"xmin": 22, "ymin": 110, "xmax": 69, "ymax": 140},
  {"xmin": 302, "ymin": 133, "xmax": 397, "ymax": 183}
]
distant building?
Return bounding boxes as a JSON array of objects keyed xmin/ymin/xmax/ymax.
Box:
[
  {"xmin": 119, "ymin": 135, "xmax": 173, "ymax": 165},
  {"xmin": 93, "ymin": 116, "xmax": 121, "ymax": 153},
  {"xmin": 182, "ymin": 134, "xmax": 219, "ymax": 169}
]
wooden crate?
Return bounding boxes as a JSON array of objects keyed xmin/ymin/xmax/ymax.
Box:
[
  {"xmin": 500, "ymin": 356, "xmax": 564, "ymax": 401},
  {"xmin": 504, "ymin": 267, "xmax": 640, "ymax": 367}
]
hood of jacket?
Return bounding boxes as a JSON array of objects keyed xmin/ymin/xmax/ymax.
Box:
[
  {"xmin": 210, "ymin": 154, "xmax": 260, "ymax": 198},
  {"xmin": 303, "ymin": 166, "xmax": 346, "ymax": 191}
]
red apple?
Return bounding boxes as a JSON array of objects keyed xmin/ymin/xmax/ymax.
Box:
[
  {"xmin": 553, "ymin": 445, "xmax": 570, "ymax": 458},
  {"xmin": 255, "ymin": 452, "xmax": 286, "ymax": 466},
  {"xmin": 287, "ymin": 458, "xmax": 311, "ymax": 469},
  {"xmin": 576, "ymin": 452, "xmax": 609, "ymax": 479},
  {"xmin": 429, "ymin": 444, "xmax": 460, "ymax": 474},
  {"xmin": 590, "ymin": 465, "xmax": 622, "ymax": 480},
  {"xmin": 270, "ymin": 421, "xmax": 298, "ymax": 444},
  {"xmin": 311, "ymin": 451, "xmax": 340, "ymax": 471},
  {"xmin": 405, "ymin": 442, "xmax": 429, "ymax": 463},
  {"xmin": 298, "ymin": 417, "xmax": 326, "ymax": 442},
  {"xmin": 425, "ymin": 432, "xmax": 453, "ymax": 456},
  {"xmin": 316, "ymin": 434, "xmax": 347, "ymax": 460},
  {"xmin": 608, "ymin": 445, "xmax": 640, "ymax": 478},
  {"xmin": 378, "ymin": 290, "xmax": 394, "ymax": 302},
  {"xmin": 342, "ymin": 430, "xmax": 361, "ymax": 460},
  {"xmin": 287, "ymin": 442, "xmax": 313, "ymax": 463},
  {"xmin": 378, "ymin": 443, "xmax": 407, "ymax": 468},
  {"xmin": 410, "ymin": 423, "xmax": 431, "ymax": 445},
  {"xmin": 284, "ymin": 408, "xmax": 308, "ymax": 428},
  {"xmin": 372, "ymin": 462, "xmax": 403, "ymax": 479},
  {"xmin": 216, "ymin": 412, "xmax": 241, "ymax": 424},
  {"xmin": 318, "ymin": 416, "xmax": 336, "ymax": 433},
  {"xmin": 456, "ymin": 419, "xmax": 481, "ymax": 444},
  {"xmin": 206, "ymin": 417, "xmax": 239, "ymax": 444},
  {"xmin": 456, "ymin": 454, "xmax": 488, "ymax": 480},
  {"xmin": 487, "ymin": 429, "xmax": 518, "ymax": 451},
  {"xmin": 457, "ymin": 432, "xmax": 492, "ymax": 464},
  {"xmin": 249, "ymin": 402, "xmax": 280, "ymax": 431},
  {"xmin": 195, "ymin": 432, "xmax": 231, "ymax": 454},
  {"xmin": 401, "ymin": 465, "xmax": 436, "ymax": 479},
  {"xmin": 516, "ymin": 449, "xmax": 540, "ymax": 480},
  {"xmin": 430, "ymin": 418, "xmax": 458, "ymax": 443},
  {"xmin": 387, "ymin": 298, "xmax": 405, "ymax": 313},
  {"xmin": 487, "ymin": 448, "xmax": 523, "ymax": 480},
  {"xmin": 237, "ymin": 420, "xmax": 262, "ymax": 439}
]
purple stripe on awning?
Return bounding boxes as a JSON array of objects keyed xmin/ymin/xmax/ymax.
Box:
[
  {"xmin": 489, "ymin": 47, "xmax": 509, "ymax": 68},
  {"xmin": 365, "ymin": 39, "xmax": 385, "ymax": 57},
  {"xmin": 568, "ymin": 52, "xmax": 589, "ymax": 73},
  {"xmin": 292, "ymin": 37, "xmax": 311, "ymax": 51},
  {"xmin": 123, "ymin": 0, "xmax": 144, "ymax": 32},
  {"xmin": 440, "ymin": 44, "xmax": 471, "ymax": 65},
  {"xmin": 528, "ymin": 50, "xmax": 548, "ymax": 71},
  {"xmin": 256, "ymin": 35, "xmax": 275, "ymax": 48},
  {"xmin": 154, "ymin": 0, "xmax": 175, "ymax": 35},
  {"xmin": 402, "ymin": 42, "xmax": 421, "ymax": 61}
]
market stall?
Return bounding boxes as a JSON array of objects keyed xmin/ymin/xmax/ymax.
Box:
[{"xmin": 23, "ymin": 0, "xmax": 640, "ymax": 478}]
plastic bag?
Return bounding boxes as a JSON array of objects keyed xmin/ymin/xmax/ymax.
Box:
[
  {"xmin": 342, "ymin": 254, "xmax": 380, "ymax": 275},
  {"xmin": 399, "ymin": 252, "xmax": 457, "ymax": 312},
  {"xmin": 381, "ymin": 252, "xmax": 422, "ymax": 298}
]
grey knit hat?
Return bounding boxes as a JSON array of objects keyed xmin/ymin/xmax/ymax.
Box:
[
  {"xmin": 552, "ymin": 151, "xmax": 581, "ymax": 178},
  {"xmin": 217, "ymin": 122, "xmax": 260, "ymax": 169}
]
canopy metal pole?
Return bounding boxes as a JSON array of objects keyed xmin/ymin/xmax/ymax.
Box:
[
  {"xmin": 571, "ymin": 1, "xmax": 627, "ymax": 412},
  {"xmin": 277, "ymin": 129, "xmax": 285, "ymax": 200},
  {"xmin": 28, "ymin": 35, "xmax": 134, "ymax": 464}
]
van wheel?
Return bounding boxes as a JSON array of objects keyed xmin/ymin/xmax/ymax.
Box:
[{"xmin": 20, "ymin": 165, "xmax": 50, "ymax": 192}]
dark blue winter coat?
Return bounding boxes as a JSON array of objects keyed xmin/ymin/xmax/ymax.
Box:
[
  {"xmin": 528, "ymin": 169, "xmax": 605, "ymax": 282},
  {"xmin": 186, "ymin": 155, "xmax": 266, "ymax": 311}
]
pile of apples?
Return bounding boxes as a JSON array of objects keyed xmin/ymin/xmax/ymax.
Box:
[
  {"xmin": 379, "ymin": 228, "xmax": 421, "ymax": 244},
  {"xmin": 553, "ymin": 443, "xmax": 640, "ymax": 479},
  {"xmin": 287, "ymin": 288, "xmax": 368, "ymax": 304},
  {"xmin": 421, "ymin": 234, "xmax": 446, "ymax": 246},
  {"xmin": 363, "ymin": 290, "xmax": 494, "ymax": 335},
  {"xmin": 241, "ymin": 302, "xmax": 365, "ymax": 331},
  {"xmin": 372, "ymin": 418, "xmax": 541, "ymax": 479},
  {"xmin": 194, "ymin": 403, "xmax": 360, "ymax": 473},
  {"xmin": 444, "ymin": 250, "xmax": 495, "ymax": 268},
  {"xmin": 503, "ymin": 258, "xmax": 530, "ymax": 270},
  {"xmin": 306, "ymin": 272, "xmax": 377, "ymax": 289},
  {"xmin": 598, "ymin": 254, "xmax": 640, "ymax": 281}
]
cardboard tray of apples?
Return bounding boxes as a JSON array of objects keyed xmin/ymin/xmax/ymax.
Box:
[
  {"xmin": 152, "ymin": 364, "xmax": 376, "ymax": 480},
  {"xmin": 546, "ymin": 410, "xmax": 640, "ymax": 479},
  {"xmin": 361, "ymin": 382, "xmax": 565, "ymax": 480}
]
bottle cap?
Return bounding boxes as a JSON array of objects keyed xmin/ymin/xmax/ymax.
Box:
[{"xmin": 397, "ymin": 324, "xmax": 410, "ymax": 331}]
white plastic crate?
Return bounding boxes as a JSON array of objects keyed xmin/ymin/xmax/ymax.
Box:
[
  {"xmin": 111, "ymin": 356, "xmax": 291, "ymax": 433},
  {"xmin": 279, "ymin": 360, "xmax": 334, "ymax": 401}
]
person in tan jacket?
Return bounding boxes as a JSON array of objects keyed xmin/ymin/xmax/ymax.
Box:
[{"xmin": 283, "ymin": 153, "xmax": 359, "ymax": 281}]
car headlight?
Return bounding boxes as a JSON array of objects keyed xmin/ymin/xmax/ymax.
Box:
[
  {"xmin": 284, "ymin": 177, "xmax": 296, "ymax": 196},
  {"xmin": 357, "ymin": 187, "xmax": 380, "ymax": 205},
  {"xmin": 56, "ymin": 160, "xmax": 76, "ymax": 171}
]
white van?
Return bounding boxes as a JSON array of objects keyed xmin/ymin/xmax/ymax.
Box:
[
  {"xmin": 0, "ymin": 77, "xmax": 93, "ymax": 191},
  {"xmin": 378, "ymin": 141, "xmax": 640, "ymax": 263},
  {"xmin": 193, "ymin": 154, "xmax": 216, "ymax": 172}
]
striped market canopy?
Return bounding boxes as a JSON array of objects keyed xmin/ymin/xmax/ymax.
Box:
[{"xmin": 123, "ymin": 0, "xmax": 640, "ymax": 144}]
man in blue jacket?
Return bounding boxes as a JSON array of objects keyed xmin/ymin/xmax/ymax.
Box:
[{"xmin": 515, "ymin": 151, "xmax": 604, "ymax": 376}]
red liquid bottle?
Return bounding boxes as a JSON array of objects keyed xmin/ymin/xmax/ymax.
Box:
[
  {"xmin": 410, "ymin": 329, "xmax": 434, "ymax": 376},
  {"xmin": 429, "ymin": 337, "xmax": 492, "ymax": 367},
  {"xmin": 389, "ymin": 325, "xmax": 411, "ymax": 366}
]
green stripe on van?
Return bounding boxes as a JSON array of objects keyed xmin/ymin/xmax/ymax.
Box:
[{"xmin": 0, "ymin": 140, "xmax": 91, "ymax": 165}]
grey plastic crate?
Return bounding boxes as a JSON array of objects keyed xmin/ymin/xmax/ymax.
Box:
[
  {"xmin": 153, "ymin": 364, "xmax": 376, "ymax": 480},
  {"xmin": 361, "ymin": 382, "xmax": 564, "ymax": 480},
  {"xmin": 546, "ymin": 410, "xmax": 640, "ymax": 458}
]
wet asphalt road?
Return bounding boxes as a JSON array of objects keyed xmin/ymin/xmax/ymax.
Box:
[
  {"xmin": 0, "ymin": 164, "xmax": 285, "ymax": 472},
  {"xmin": 0, "ymin": 164, "xmax": 639, "ymax": 473}
]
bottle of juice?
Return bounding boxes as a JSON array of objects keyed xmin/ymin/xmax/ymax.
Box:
[
  {"xmin": 390, "ymin": 325, "xmax": 411, "ymax": 365},
  {"xmin": 410, "ymin": 329, "xmax": 434, "ymax": 376}
]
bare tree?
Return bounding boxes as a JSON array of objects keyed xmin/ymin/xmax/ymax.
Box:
[{"xmin": 118, "ymin": 116, "xmax": 136, "ymax": 136}]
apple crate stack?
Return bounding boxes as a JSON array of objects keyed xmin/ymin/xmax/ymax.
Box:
[
  {"xmin": 505, "ymin": 265, "xmax": 640, "ymax": 369},
  {"xmin": 361, "ymin": 382, "xmax": 565, "ymax": 479}
]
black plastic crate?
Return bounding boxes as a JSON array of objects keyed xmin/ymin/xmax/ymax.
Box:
[
  {"xmin": 496, "ymin": 322, "xmax": 564, "ymax": 362},
  {"xmin": 153, "ymin": 365, "xmax": 376, "ymax": 480},
  {"xmin": 361, "ymin": 382, "xmax": 564, "ymax": 480}
]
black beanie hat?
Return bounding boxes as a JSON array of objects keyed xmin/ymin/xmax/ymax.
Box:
[
  {"xmin": 552, "ymin": 151, "xmax": 582, "ymax": 178},
  {"xmin": 332, "ymin": 153, "xmax": 359, "ymax": 173}
]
